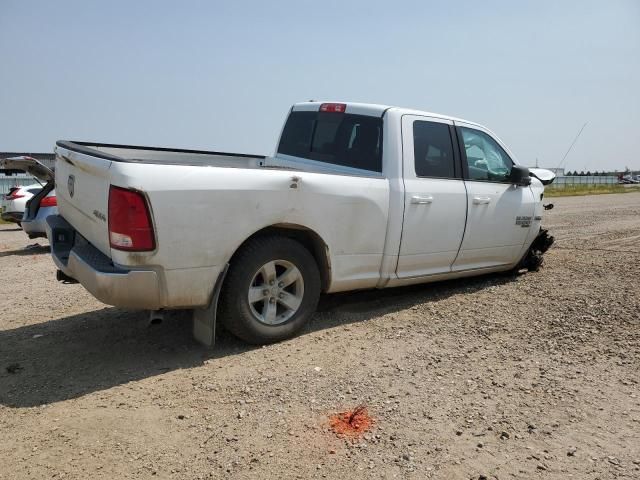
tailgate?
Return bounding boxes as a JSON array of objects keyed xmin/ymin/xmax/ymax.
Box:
[{"xmin": 54, "ymin": 146, "xmax": 113, "ymax": 256}]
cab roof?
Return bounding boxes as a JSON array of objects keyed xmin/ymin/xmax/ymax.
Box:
[{"xmin": 292, "ymin": 101, "xmax": 482, "ymax": 127}]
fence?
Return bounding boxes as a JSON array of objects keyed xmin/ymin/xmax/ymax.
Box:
[
  {"xmin": 547, "ymin": 175, "xmax": 619, "ymax": 188},
  {"xmin": 0, "ymin": 175, "xmax": 41, "ymax": 194}
]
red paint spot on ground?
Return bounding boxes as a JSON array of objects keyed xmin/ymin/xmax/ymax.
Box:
[{"xmin": 329, "ymin": 405, "xmax": 373, "ymax": 439}]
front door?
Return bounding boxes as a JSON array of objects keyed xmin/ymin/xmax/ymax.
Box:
[
  {"xmin": 452, "ymin": 123, "xmax": 535, "ymax": 271},
  {"xmin": 396, "ymin": 115, "xmax": 467, "ymax": 278}
]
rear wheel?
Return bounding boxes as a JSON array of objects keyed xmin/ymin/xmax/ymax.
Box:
[{"xmin": 219, "ymin": 235, "xmax": 321, "ymax": 344}]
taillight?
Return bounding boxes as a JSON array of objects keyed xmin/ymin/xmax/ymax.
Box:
[
  {"xmin": 319, "ymin": 103, "xmax": 346, "ymax": 113},
  {"xmin": 40, "ymin": 196, "xmax": 57, "ymax": 207},
  {"xmin": 108, "ymin": 186, "xmax": 155, "ymax": 251},
  {"xmin": 6, "ymin": 190, "xmax": 25, "ymax": 200}
]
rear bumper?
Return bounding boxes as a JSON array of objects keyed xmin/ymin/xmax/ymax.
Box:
[
  {"xmin": 46, "ymin": 215, "xmax": 163, "ymax": 309},
  {"xmin": 22, "ymin": 207, "xmax": 57, "ymax": 238}
]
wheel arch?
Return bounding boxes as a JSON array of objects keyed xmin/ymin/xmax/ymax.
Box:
[{"xmin": 226, "ymin": 224, "xmax": 332, "ymax": 293}]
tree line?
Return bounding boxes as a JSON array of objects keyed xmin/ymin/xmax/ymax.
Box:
[{"xmin": 564, "ymin": 170, "xmax": 623, "ymax": 176}]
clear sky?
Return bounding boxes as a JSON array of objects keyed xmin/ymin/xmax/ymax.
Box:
[{"xmin": 1, "ymin": 0, "xmax": 639, "ymax": 172}]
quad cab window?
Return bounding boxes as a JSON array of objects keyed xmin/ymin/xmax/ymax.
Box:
[
  {"xmin": 412, "ymin": 121, "xmax": 456, "ymax": 178},
  {"xmin": 460, "ymin": 127, "xmax": 513, "ymax": 182},
  {"xmin": 278, "ymin": 111, "xmax": 382, "ymax": 173}
]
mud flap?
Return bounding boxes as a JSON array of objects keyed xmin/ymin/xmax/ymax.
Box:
[
  {"xmin": 521, "ymin": 228, "xmax": 555, "ymax": 272},
  {"xmin": 192, "ymin": 264, "xmax": 229, "ymax": 347}
]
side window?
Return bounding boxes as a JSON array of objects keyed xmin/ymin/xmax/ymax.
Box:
[
  {"xmin": 413, "ymin": 121, "xmax": 455, "ymax": 178},
  {"xmin": 460, "ymin": 127, "xmax": 513, "ymax": 182}
]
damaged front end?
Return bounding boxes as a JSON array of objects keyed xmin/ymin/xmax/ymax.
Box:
[{"xmin": 520, "ymin": 228, "xmax": 555, "ymax": 272}]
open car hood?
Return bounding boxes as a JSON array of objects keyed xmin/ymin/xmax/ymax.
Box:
[
  {"xmin": 0, "ymin": 156, "xmax": 54, "ymax": 182},
  {"xmin": 529, "ymin": 168, "xmax": 556, "ymax": 185}
]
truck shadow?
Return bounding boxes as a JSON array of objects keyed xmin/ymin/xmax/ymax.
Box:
[
  {"xmin": 0, "ymin": 272, "xmax": 518, "ymax": 408},
  {"xmin": 0, "ymin": 244, "xmax": 50, "ymax": 258}
]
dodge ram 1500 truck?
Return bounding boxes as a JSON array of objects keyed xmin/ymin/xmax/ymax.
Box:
[{"xmin": 45, "ymin": 102, "xmax": 554, "ymax": 345}]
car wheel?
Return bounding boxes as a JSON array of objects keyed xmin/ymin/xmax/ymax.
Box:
[{"xmin": 219, "ymin": 235, "xmax": 321, "ymax": 344}]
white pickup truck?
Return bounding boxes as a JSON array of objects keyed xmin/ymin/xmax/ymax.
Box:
[{"xmin": 46, "ymin": 102, "xmax": 554, "ymax": 345}]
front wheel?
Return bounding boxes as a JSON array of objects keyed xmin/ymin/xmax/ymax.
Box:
[{"xmin": 219, "ymin": 235, "xmax": 321, "ymax": 344}]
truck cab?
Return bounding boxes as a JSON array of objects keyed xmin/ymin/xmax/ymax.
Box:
[{"xmin": 273, "ymin": 103, "xmax": 545, "ymax": 280}]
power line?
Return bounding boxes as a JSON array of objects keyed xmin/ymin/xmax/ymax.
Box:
[{"xmin": 557, "ymin": 122, "xmax": 588, "ymax": 171}]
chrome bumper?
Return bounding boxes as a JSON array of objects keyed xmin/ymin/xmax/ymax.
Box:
[
  {"xmin": 22, "ymin": 215, "xmax": 49, "ymax": 239},
  {"xmin": 46, "ymin": 215, "xmax": 162, "ymax": 309}
]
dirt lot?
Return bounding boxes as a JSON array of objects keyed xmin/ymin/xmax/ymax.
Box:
[{"xmin": 1, "ymin": 193, "xmax": 639, "ymax": 480}]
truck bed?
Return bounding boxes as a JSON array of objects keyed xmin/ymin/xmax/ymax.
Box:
[
  {"xmin": 56, "ymin": 141, "xmax": 267, "ymax": 169},
  {"xmin": 52, "ymin": 137, "xmax": 392, "ymax": 310}
]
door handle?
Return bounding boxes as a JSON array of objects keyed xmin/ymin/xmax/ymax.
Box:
[
  {"xmin": 472, "ymin": 196, "xmax": 491, "ymax": 205},
  {"xmin": 410, "ymin": 195, "xmax": 434, "ymax": 204}
]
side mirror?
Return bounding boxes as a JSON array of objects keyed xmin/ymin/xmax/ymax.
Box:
[{"xmin": 509, "ymin": 165, "xmax": 531, "ymax": 186}]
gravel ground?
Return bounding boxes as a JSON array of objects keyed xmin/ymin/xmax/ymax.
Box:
[{"xmin": 1, "ymin": 193, "xmax": 639, "ymax": 480}]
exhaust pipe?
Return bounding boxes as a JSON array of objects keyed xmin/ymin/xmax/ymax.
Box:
[
  {"xmin": 56, "ymin": 269, "xmax": 78, "ymax": 284},
  {"xmin": 149, "ymin": 310, "xmax": 164, "ymax": 325}
]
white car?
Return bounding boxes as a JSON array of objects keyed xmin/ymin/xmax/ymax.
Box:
[
  {"xmin": 0, "ymin": 157, "xmax": 58, "ymax": 238},
  {"xmin": 619, "ymin": 174, "xmax": 640, "ymax": 184},
  {"xmin": 1, "ymin": 183, "xmax": 43, "ymax": 224},
  {"xmin": 23, "ymin": 188, "xmax": 57, "ymax": 239},
  {"xmin": 46, "ymin": 101, "xmax": 555, "ymax": 346}
]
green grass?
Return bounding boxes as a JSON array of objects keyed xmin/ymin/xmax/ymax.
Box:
[
  {"xmin": 0, "ymin": 206, "xmax": 15, "ymax": 224},
  {"xmin": 545, "ymin": 184, "xmax": 640, "ymax": 197}
]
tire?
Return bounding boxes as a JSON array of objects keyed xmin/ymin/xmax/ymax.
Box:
[{"xmin": 219, "ymin": 235, "xmax": 321, "ymax": 344}]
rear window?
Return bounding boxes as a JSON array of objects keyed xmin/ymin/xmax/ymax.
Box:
[{"xmin": 277, "ymin": 111, "xmax": 383, "ymax": 172}]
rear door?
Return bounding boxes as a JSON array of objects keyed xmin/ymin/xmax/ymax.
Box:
[
  {"xmin": 452, "ymin": 123, "xmax": 535, "ymax": 270},
  {"xmin": 396, "ymin": 115, "xmax": 467, "ymax": 278},
  {"xmin": 0, "ymin": 156, "xmax": 53, "ymax": 183}
]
